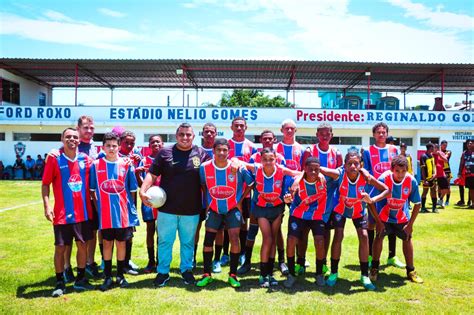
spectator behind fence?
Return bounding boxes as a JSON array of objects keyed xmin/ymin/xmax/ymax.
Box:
[
  {"xmin": 35, "ymin": 154, "xmax": 45, "ymax": 179},
  {"xmin": 13, "ymin": 155, "xmax": 26, "ymax": 179},
  {"xmin": 25, "ymin": 155, "xmax": 36, "ymax": 180}
]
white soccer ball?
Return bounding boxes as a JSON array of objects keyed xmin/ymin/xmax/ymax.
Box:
[{"xmin": 145, "ymin": 186, "xmax": 167, "ymax": 208}]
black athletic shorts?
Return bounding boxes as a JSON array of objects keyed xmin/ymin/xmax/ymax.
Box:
[
  {"xmin": 326, "ymin": 212, "xmax": 346, "ymax": 229},
  {"xmin": 383, "ymin": 222, "xmax": 410, "ymax": 240},
  {"xmin": 253, "ymin": 204, "xmax": 284, "ymax": 224},
  {"xmin": 437, "ymin": 177, "xmax": 449, "ymax": 190},
  {"xmin": 54, "ymin": 221, "xmax": 93, "ymax": 246},
  {"xmin": 101, "ymin": 227, "xmax": 134, "ymax": 241},
  {"xmin": 206, "ymin": 208, "xmax": 243, "ymax": 230},
  {"xmin": 465, "ymin": 176, "xmax": 474, "ymax": 189},
  {"xmin": 422, "ymin": 179, "xmax": 436, "ymax": 188},
  {"xmin": 288, "ymin": 216, "xmax": 326, "ymax": 238}
]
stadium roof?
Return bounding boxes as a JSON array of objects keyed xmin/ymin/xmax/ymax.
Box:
[{"xmin": 1, "ymin": 58, "xmax": 473, "ymax": 93}]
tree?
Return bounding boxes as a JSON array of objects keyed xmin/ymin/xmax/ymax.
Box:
[{"xmin": 218, "ymin": 89, "xmax": 291, "ymax": 108}]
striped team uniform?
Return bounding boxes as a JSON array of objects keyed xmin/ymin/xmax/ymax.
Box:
[
  {"xmin": 42, "ymin": 152, "xmax": 93, "ymax": 225},
  {"xmin": 376, "ymin": 171, "xmax": 421, "ymax": 239},
  {"xmin": 251, "ymin": 165, "xmax": 290, "ymax": 222},
  {"xmin": 200, "ymin": 160, "xmax": 254, "ymax": 229},
  {"xmin": 287, "ymin": 175, "xmax": 328, "ymax": 238},
  {"xmin": 363, "ymin": 144, "xmax": 399, "ymax": 180},
  {"xmin": 249, "ymin": 150, "xmax": 286, "ymax": 166},
  {"xmin": 332, "ymin": 168, "xmax": 370, "ymax": 229},
  {"xmin": 275, "ymin": 142, "xmax": 304, "ymax": 171},
  {"xmin": 90, "ymin": 158, "xmax": 139, "ymax": 230}
]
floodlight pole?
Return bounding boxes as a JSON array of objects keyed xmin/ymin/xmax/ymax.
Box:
[{"xmin": 74, "ymin": 63, "xmax": 78, "ymax": 106}]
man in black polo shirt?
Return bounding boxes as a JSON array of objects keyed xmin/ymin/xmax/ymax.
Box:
[{"xmin": 140, "ymin": 123, "xmax": 210, "ymax": 287}]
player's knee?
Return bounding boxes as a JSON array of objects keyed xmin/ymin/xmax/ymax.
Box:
[
  {"xmin": 203, "ymin": 231, "xmax": 217, "ymax": 248},
  {"xmin": 247, "ymin": 223, "xmax": 259, "ymax": 241}
]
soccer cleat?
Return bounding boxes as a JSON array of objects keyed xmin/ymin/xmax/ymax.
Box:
[
  {"xmin": 283, "ymin": 274, "xmax": 296, "ymax": 288},
  {"xmin": 294, "ymin": 264, "xmax": 305, "ymax": 276},
  {"xmin": 181, "ymin": 270, "xmax": 195, "ymax": 285},
  {"xmin": 227, "ymin": 274, "xmax": 241, "ymax": 288},
  {"xmin": 99, "ymin": 277, "xmax": 114, "ymax": 292},
  {"xmin": 237, "ymin": 263, "xmax": 251, "ymax": 275},
  {"xmin": 315, "ymin": 274, "xmax": 325, "ymax": 287},
  {"xmin": 124, "ymin": 266, "xmax": 139, "ymax": 275},
  {"xmin": 407, "ymin": 271, "xmax": 424, "ymax": 284},
  {"xmin": 360, "ymin": 275, "xmax": 376, "ymax": 291},
  {"xmin": 116, "ymin": 276, "xmax": 129, "ymax": 288},
  {"xmin": 153, "ymin": 273, "xmax": 170, "ymax": 287},
  {"xmin": 437, "ymin": 199, "xmax": 443, "ymax": 207},
  {"xmin": 220, "ymin": 254, "xmax": 230, "ymax": 266},
  {"xmin": 269, "ymin": 275, "xmax": 278, "ymax": 286},
  {"xmin": 128, "ymin": 260, "xmax": 139, "ymax": 271},
  {"xmin": 456, "ymin": 201, "xmax": 465, "ymax": 206},
  {"xmin": 322, "ymin": 264, "xmax": 330, "ymax": 277},
  {"xmin": 212, "ymin": 260, "xmax": 222, "ymax": 273},
  {"xmin": 326, "ymin": 273, "xmax": 338, "ymax": 287},
  {"xmin": 196, "ymin": 273, "xmax": 214, "ymax": 287},
  {"xmin": 387, "ymin": 256, "xmax": 406, "ymax": 269},
  {"xmin": 432, "ymin": 208, "xmax": 439, "ymax": 213},
  {"xmin": 63, "ymin": 267, "xmax": 76, "ymax": 283},
  {"xmin": 369, "ymin": 268, "xmax": 379, "ymax": 282},
  {"xmin": 259, "ymin": 275, "xmax": 270, "ymax": 288},
  {"xmin": 85, "ymin": 262, "xmax": 103, "ymax": 279},
  {"xmin": 143, "ymin": 261, "xmax": 156, "ymax": 274},
  {"xmin": 279, "ymin": 262, "xmax": 289, "ymax": 276},
  {"xmin": 73, "ymin": 277, "xmax": 95, "ymax": 291},
  {"xmin": 52, "ymin": 281, "xmax": 66, "ymax": 298},
  {"xmin": 420, "ymin": 207, "xmax": 429, "ymax": 213}
]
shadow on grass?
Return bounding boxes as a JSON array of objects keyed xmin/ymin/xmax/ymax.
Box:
[{"xmin": 17, "ymin": 276, "xmax": 59, "ymax": 299}]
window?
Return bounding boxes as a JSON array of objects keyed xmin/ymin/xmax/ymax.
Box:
[
  {"xmin": 0, "ymin": 133, "xmax": 5, "ymax": 141},
  {"xmin": 13, "ymin": 133, "xmax": 61, "ymax": 141},
  {"xmin": 2, "ymin": 78, "xmax": 20, "ymax": 105},
  {"xmin": 400, "ymin": 137, "xmax": 413, "ymax": 146},
  {"xmin": 296, "ymin": 136, "xmax": 317, "ymax": 144},
  {"xmin": 420, "ymin": 137, "xmax": 439, "ymax": 146},
  {"xmin": 330, "ymin": 137, "xmax": 362, "ymax": 145},
  {"xmin": 39, "ymin": 92, "xmax": 46, "ymax": 106}
]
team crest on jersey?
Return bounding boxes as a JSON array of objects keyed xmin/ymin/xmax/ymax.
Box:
[
  {"xmin": 192, "ymin": 156, "xmax": 201, "ymax": 168},
  {"xmin": 403, "ymin": 187, "xmax": 410, "ymax": 195},
  {"xmin": 67, "ymin": 174, "xmax": 83, "ymax": 192},
  {"xmin": 119, "ymin": 167, "xmax": 126, "ymax": 176},
  {"xmin": 228, "ymin": 174, "xmax": 235, "ymax": 182},
  {"xmin": 275, "ymin": 180, "xmax": 282, "ymax": 188},
  {"xmin": 209, "ymin": 186, "xmax": 235, "ymax": 200},
  {"xmin": 358, "ymin": 186, "xmax": 365, "ymax": 193},
  {"xmin": 291, "ymin": 221, "xmax": 298, "ymax": 231},
  {"xmin": 100, "ymin": 179, "xmax": 125, "ymax": 194}
]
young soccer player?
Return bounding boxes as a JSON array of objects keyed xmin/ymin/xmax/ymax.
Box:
[
  {"xmin": 283, "ymin": 157, "xmax": 330, "ymax": 288},
  {"xmin": 90, "ymin": 132, "xmax": 140, "ymax": 291},
  {"xmin": 241, "ymin": 148, "xmax": 300, "ymax": 287},
  {"xmin": 238, "ymin": 130, "xmax": 287, "ymax": 276},
  {"xmin": 196, "ymin": 138, "xmax": 254, "ymax": 288},
  {"xmin": 135, "ymin": 134, "xmax": 163, "ymax": 273},
  {"xmin": 320, "ymin": 150, "xmax": 389, "ymax": 290},
  {"xmin": 420, "ymin": 143, "xmax": 437, "ymax": 213},
  {"xmin": 369, "ymin": 156, "xmax": 424, "ymax": 284},
  {"xmin": 363, "ymin": 122, "xmax": 404, "ymax": 269},
  {"xmin": 42, "ymin": 128, "xmax": 94, "ymax": 297}
]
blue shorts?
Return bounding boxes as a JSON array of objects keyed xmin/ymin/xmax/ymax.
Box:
[
  {"xmin": 141, "ymin": 204, "xmax": 157, "ymax": 222},
  {"xmin": 288, "ymin": 216, "xmax": 326, "ymax": 238},
  {"xmin": 205, "ymin": 208, "xmax": 243, "ymax": 230}
]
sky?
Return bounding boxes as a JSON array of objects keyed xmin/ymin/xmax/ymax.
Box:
[{"xmin": 1, "ymin": 0, "xmax": 473, "ymax": 107}]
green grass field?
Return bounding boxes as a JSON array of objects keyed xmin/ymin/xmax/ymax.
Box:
[{"xmin": 0, "ymin": 181, "xmax": 473, "ymax": 314}]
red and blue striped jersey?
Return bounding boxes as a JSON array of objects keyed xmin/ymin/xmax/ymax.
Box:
[
  {"xmin": 42, "ymin": 152, "xmax": 93, "ymax": 225},
  {"xmin": 363, "ymin": 144, "xmax": 399, "ymax": 179},
  {"xmin": 228, "ymin": 138, "xmax": 257, "ymax": 162},
  {"xmin": 200, "ymin": 160, "xmax": 254, "ymax": 214},
  {"xmin": 202, "ymin": 147, "xmax": 214, "ymax": 158},
  {"xmin": 90, "ymin": 158, "xmax": 139, "ymax": 229},
  {"xmin": 251, "ymin": 165, "xmax": 289, "ymax": 207},
  {"xmin": 290, "ymin": 176, "xmax": 328, "ymax": 221},
  {"xmin": 376, "ymin": 171, "xmax": 421, "ymax": 224},
  {"xmin": 333, "ymin": 168, "xmax": 369, "ymax": 219},
  {"xmin": 138, "ymin": 155, "xmax": 161, "ymax": 220},
  {"xmin": 249, "ymin": 150, "xmax": 286, "ymax": 166},
  {"xmin": 276, "ymin": 142, "xmax": 304, "ymax": 171}
]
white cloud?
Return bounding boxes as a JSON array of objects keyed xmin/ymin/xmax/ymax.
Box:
[
  {"xmin": 386, "ymin": 0, "xmax": 474, "ymax": 31},
  {"xmin": 0, "ymin": 12, "xmax": 135, "ymax": 51},
  {"xmin": 98, "ymin": 8, "xmax": 126, "ymax": 18}
]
